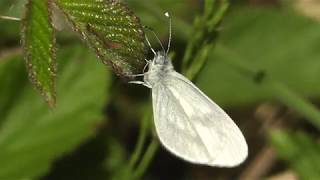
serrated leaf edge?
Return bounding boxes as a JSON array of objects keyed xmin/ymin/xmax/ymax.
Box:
[
  {"xmin": 54, "ymin": 0, "xmax": 146, "ymax": 77},
  {"xmin": 21, "ymin": 0, "xmax": 57, "ymax": 107}
]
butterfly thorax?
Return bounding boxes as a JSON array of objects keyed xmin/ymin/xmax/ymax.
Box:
[{"xmin": 144, "ymin": 51, "xmax": 174, "ymax": 87}]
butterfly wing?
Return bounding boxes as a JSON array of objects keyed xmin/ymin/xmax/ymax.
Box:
[{"xmin": 151, "ymin": 71, "xmax": 248, "ymax": 167}]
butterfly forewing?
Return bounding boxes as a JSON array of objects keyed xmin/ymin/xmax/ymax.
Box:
[
  {"xmin": 152, "ymin": 83, "xmax": 211, "ymax": 164},
  {"xmin": 152, "ymin": 71, "xmax": 248, "ymax": 167}
]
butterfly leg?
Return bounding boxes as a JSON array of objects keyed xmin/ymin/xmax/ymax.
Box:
[
  {"xmin": 143, "ymin": 59, "xmax": 151, "ymax": 73},
  {"xmin": 129, "ymin": 81, "xmax": 151, "ymax": 88},
  {"xmin": 128, "ymin": 73, "xmax": 145, "ymax": 77}
]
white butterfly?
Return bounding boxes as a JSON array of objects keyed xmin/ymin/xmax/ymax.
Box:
[{"xmin": 130, "ymin": 13, "xmax": 247, "ymax": 167}]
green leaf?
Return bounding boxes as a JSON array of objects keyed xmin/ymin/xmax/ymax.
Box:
[
  {"xmin": 197, "ymin": 7, "xmax": 320, "ymax": 107},
  {"xmin": 55, "ymin": 0, "xmax": 147, "ymax": 76},
  {"xmin": 22, "ymin": 0, "xmax": 56, "ymax": 106},
  {"xmin": 270, "ymin": 131, "xmax": 320, "ymax": 180},
  {"xmin": 0, "ymin": 45, "xmax": 111, "ymax": 180}
]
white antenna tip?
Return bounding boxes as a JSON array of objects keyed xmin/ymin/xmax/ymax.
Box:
[{"xmin": 164, "ymin": 12, "xmax": 170, "ymax": 17}]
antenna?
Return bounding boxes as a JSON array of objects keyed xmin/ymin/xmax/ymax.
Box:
[
  {"xmin": 145, "ymin": 26, "xmax": 165, "ymax": 54},
  {"xmin": 164, "ymin": 12, "xmax": 172, "ymax": 55},
  {"xmin": 145, "ymin": 34, "xmax": 156, "ymax": 55},
  {"xmin": 0, "ymin": 15, "xmax": 21, "ymax": 21}
]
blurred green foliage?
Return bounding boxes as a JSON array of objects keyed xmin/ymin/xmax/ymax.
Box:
[
  {"xmin": 270, "ymin": 131, "xmax": 320, "ymax": 179},
  {"xmin": 0, "ymin": 45, "xmax": 110, "ymax": 179},
  {"xmin": 0, "ymin": 0, "xmax": 320, "ymax": 180},
  {"xmin": 198, "ymin": 7, "xmax": 320, "ymax": 107},
  {"xmin": 0, "ymin": 0, "xmax": 25, "ymax": 46},
  {"xmin": 125, "ymin": 0, "xmax": 197, "ymax": 41},
  {"xmin": 182, "ymin": 0, "xmax": 229, "ymax": 79}
]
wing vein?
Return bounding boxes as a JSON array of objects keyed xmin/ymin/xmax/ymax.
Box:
[{"xmin": 163, "ymin": 84, "xmax": 213, "ymax": 160}]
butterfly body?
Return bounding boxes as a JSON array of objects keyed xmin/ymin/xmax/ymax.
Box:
[{"xmin": 144, "ymin": 52, "xmax": 173, "ymax": 88}]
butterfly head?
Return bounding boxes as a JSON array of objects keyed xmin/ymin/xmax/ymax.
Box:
[
  {"xmin": 153, "ymin": 51, "xmax": 169, "ymax": 65},
  {"xmin": 143, "ymin": 51, "xmax": 173, "ymax": 86},
  {"xmin": 148, "ymin": 51, "xmax": 173, "ymax": 72}
]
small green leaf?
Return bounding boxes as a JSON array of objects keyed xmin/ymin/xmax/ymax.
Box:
[
  {"xmin": 0, "ymin": 45, "xmax": 111, "ymax": 180},
  {"xmin": 270, "ymin": 131, "xmax": 320, "ymax": 180},
  {"xmin": 22, "ymin": 0, "xmax": 56, "ymax": 106},
  {"xmin": 55, "ymin": 0, "xmax": 147, "ymax": 76}
]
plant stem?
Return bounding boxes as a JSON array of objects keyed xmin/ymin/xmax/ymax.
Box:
[
  {"xmin": 133, "ymin": 137, "xmax": 159, "ymax": 179},
  {"xmin": 127, "ymin": 1, "xmax": 231, "ymax": 179},
  {"xmin": 182, "ymin": 0, "xmax": 230, "ymax": 79},
  {"xmin": 217, "ymin": 44, "xmax": 320, "ymax": 130},
  {"xmin": 268, "ymin": 81, "xmax": 320, "ymax": 129},
  {"xmin": 128, "ymin": 111, "xmax": 150, "ymax": 170},
  {"xmin": 0, "ymin": 15, "xmax": 21, "ymax": 21}
]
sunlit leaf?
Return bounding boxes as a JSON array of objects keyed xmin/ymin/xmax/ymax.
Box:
[
  {"xmin": 55, "ymin": 0, "xmax": 147, "ymax": 76},
  {"xmin": 22, "ymin": 0, "xmax": 56, "ymax": 106},
  {"xmin": 0, "ymin": 45, "xmax": 111, "ymax": 180}
]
